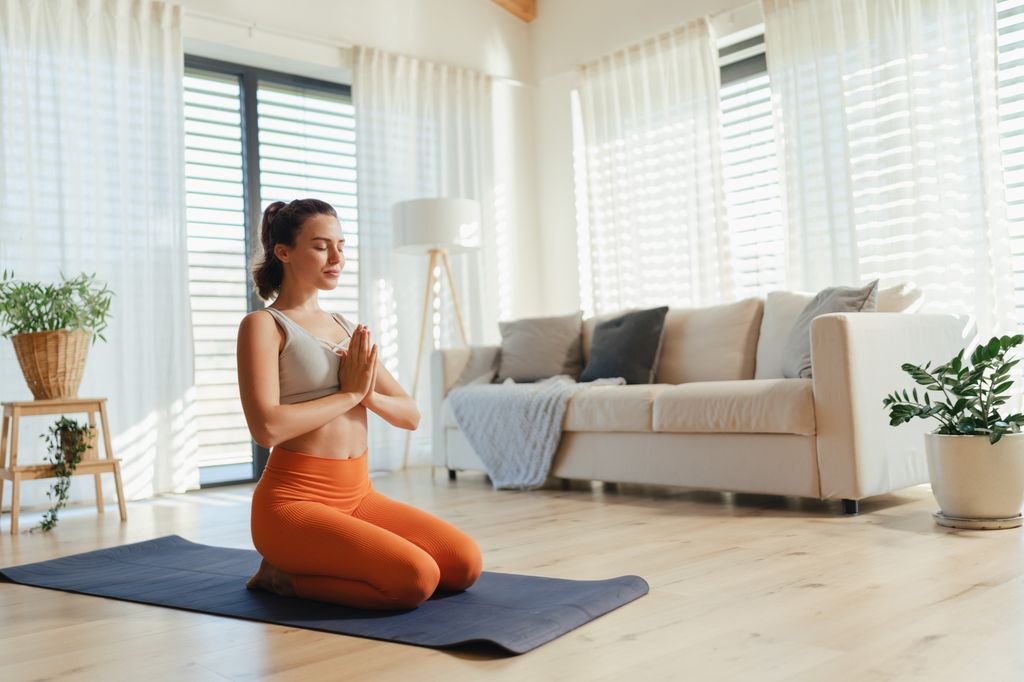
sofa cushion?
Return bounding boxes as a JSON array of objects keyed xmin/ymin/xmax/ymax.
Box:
[
  {"xmin": 496, "ymin": 311, "xmax": 584, "ymax": 382},
  {"xmin": 579, "ymin": 306, "xmax": 669, "ymax": 384},
  {"xmin": 564, "ymin": 384, "xmax": 674, "ymax": 432},
  {"xmin": 652, "ymin": 379, "xmax": 815, "ymax": 436},
  {"xmin": 657, "ymin": 298, "xmax": 763, "ymax": 383},
  {"xmin": 755, "ymin": 291, "xmax": 816, "ymax": 380}
]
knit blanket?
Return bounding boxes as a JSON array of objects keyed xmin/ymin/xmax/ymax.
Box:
[{"xmin": 447, "ymin": 375, "xmax": 625, "ymax": 490}]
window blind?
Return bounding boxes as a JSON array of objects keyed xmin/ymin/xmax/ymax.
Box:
[
  {"xmin": 183, "ymin": 68, "xmax": 252, "ymax": 469},
  {"xmin": 719, "ymin": 70, "xmax": 785, "ymax": 298},
  {"xmin": 998, "ymin": 0, "xmax": 1024, "ymax": 323},
  {"xmin": 256, "ymin": 82, "xmax": 359, "ymax": 318}
]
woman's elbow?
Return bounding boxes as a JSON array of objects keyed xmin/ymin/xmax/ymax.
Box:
[
  {"xmin": 252, "ymin": 429, "xmax": 276, "ymax": 449},
  {"xmin": 405, "ymin": 402, "xmax": 421, "ymax": 430},
  {"xmin": 250, "ymin": 418, "xmax": 278, "ymax": 449}
]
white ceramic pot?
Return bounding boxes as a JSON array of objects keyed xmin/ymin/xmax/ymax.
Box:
[{"xmin": 925, "ymin": 432, "xmax": 1024, "ymax": 526}]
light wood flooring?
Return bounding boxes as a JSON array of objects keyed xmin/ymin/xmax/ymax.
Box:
[{"xmin": 1, "ymin": 467, "xmax": 1023, "ymax": 681}]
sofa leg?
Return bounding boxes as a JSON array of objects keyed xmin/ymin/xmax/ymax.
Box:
[
  {"xmin": 448, "ymin": 469, "xmax": 457, "ymax": 481},
  {"xmin": 842, "ymin": 498, "xmax": 859, "ymax": 515},
  {"xmin": 560, "ymin": 478, "xmax": 570, "ymax": 491}
]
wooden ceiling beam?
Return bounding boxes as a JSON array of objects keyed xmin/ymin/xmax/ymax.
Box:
[{"xmin": 492, "ymin": 0, "xmax": 536, "ymax": 23}]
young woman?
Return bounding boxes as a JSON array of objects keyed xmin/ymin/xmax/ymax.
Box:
[{"xmin": 236, "ymin": 198, "xmax": 482, "ymax": 610}]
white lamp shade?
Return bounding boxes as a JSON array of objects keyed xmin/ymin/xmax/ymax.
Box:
[{"xmin": 392, "ymin": 198, "xmax": 481, "ymax": 255}]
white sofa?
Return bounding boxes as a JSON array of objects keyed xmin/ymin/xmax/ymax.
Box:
[{"xmin": 430, "ymin": 293, "xmax": 972, "ymax": 513}]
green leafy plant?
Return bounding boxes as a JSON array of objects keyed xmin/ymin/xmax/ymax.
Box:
[
  {"xmin": 883, "ymin": 334, "xmax": 1024, "ymax": 444},
  {"xmin": 0, "ymin": 270, "xmax": 114, "ymax": 344},
  {"xmin": 32, "ymin": 417, "xmax": 95, "ymax": 532}
]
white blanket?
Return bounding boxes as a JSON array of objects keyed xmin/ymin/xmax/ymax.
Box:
[{"xmin": 447, "ymin": 375, "xmax": 625, "ymax": 490}]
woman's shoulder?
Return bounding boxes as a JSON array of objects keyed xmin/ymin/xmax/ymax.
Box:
[
  {"xmin": 241, "ymin": 308, "xmax": 282, "ymax": 327},
  {"xmin": 239, "ymin": 308, "xmax": 287, "ymax": 351}
]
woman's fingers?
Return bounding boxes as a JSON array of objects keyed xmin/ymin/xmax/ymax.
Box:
[{"xmin": 348, "ymin": 326, "xmax": 360, "ymax": 359}]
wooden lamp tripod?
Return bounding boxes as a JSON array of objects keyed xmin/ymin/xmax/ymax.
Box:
[{"xmin": 392, "ymin": 198, "xmax": 481, "ymax": 468}]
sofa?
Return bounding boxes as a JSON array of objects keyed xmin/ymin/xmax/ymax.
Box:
[{"xmin": 430, "ymin": 289, "xmax": 973, "ymax": 513}]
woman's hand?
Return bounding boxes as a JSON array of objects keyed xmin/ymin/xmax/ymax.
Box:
[{"xmin": 337, "ymin": 325, "xmax": 378, "ymax": 400}]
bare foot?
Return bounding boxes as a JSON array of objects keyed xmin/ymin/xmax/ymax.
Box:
[{"xmin": 246, "ymin": 558, "xmax": 296, "ymax": 597}]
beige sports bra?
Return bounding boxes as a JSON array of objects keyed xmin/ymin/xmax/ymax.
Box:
[{"xmin": 262, "ymin": 308, "xmax": 356, "ymax": 404}]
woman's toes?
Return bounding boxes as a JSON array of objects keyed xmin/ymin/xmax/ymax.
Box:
[{"xmin": 245, "ymin": 558, "xmax": 270, "ymax": 590}]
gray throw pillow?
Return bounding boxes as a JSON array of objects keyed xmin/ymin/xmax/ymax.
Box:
[
  {"xmin": 496, "ymin": 311, "xmax": 584, "ymax": 382},
  {"xmin": 781, "ymin": 280, "xmax": 879, "ymax": 379}
]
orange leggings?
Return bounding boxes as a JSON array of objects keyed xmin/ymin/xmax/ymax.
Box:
[{"xmin": 250, "ymin": 445, "xmax": 482, "ymax": 610}]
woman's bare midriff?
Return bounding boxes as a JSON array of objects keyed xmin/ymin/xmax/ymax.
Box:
[
  {"xmin": 269, "ymin": 307, "xmax": 365, "ymax": 459},
  {"xmin": 276, "ymin": 406, "xmax": 368, "ymax": 459}
]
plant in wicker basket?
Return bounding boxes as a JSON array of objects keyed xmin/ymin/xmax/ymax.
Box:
[
  {"xmin": 31, "ymin": 416, "xmax": 95, "ymax": 532},
  {"xmin": 0, "ymin": 270, "xmax": 113, "ymax": 399}
]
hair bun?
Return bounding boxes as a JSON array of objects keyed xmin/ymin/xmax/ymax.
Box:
[{"xmin": 264, "ymin": 201, "xmax": 286, "ymax": 221}]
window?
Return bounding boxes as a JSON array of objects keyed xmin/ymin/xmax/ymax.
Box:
[
  {"xmin": 571, "ymin": 33, "xmax": 785, "ymax": 313},
  {"xmin": 998, "ymin": 0, "xmax": 1024, "ymax": 324},
  {"xmin": 718, "ymin": 35, "xmax": 785, "ymax": 299},
  {"xmin": 183, "ymin": 57, "xmax": 357, "ymax": 486}
]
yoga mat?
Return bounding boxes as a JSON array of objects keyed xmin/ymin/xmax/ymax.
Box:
[{"xmin": 0, "ymin": 534, "xmax": 648, "ymax": 655}]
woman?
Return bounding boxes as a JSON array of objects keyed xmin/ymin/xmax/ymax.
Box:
[{"xmin": 236, "ymin": 198, "xmax": 482, "ymax": 610}]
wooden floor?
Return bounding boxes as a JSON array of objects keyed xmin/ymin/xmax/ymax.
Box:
[{"xmin": 1, "ymin": 467, "xmax": 1023, "ymax": 681}]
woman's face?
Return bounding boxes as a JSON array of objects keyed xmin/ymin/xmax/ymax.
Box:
[{"xmin": 276, "ymin": 213, "xmax": 346, "ymax": 290}]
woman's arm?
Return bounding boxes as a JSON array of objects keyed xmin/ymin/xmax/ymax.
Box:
[
  {"xmin": 361, "ymin": 361, "xmax": 420, "ymax": 431},
  {"xmin": 237, "ymin": 311, "xmax": 365, "ymax": 448}
]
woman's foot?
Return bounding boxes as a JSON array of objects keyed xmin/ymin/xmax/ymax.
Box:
[{"xmin": 246, "ymin": 558, "xmax": 296, "ymax": 597}]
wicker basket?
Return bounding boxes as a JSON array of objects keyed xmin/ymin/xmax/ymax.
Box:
[{"xmin": 10, "ymin": 328, "xmax": 91, "ymax": 400}]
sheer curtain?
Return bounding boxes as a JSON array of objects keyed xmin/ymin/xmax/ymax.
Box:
[
  {"xmin": 574, "ymin": 18, "xmax": 734, "ymax": 315},
  {"xmin": 0, "ymin": 0, "xmax": 196, "ymax": 511},
  {"xmin": 353, "ymin": 46, "xmax": 498, "ymax": 471},
  {"xmin": 765, "ymin": 0, "xmax": 1015, "ymax": 338}
]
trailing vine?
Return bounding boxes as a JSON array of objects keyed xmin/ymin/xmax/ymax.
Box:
[{"xmin": 31, "ymin": 417, "xmax": 94, "ymax": 532}]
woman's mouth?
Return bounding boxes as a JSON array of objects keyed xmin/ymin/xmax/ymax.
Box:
[{"xmin": 324, "ymin": 270, "xmax": 340, "ymax": 277}]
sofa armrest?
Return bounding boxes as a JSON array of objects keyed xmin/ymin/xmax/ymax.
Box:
[
  {"xmin": 430, "ymin": 345, "xmax": 501, "ymax": 466},
  {"xmin": 810, "ymin": 312, "xmax": 976, "ymax": 500}
]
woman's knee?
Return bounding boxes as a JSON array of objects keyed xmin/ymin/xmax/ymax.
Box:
[
  {"xmin": 440, "ymin": 537, "xmax": 483, "ymax": 591},
  {"xmin": 388, "ymin": 552, "xmax": 442, "ymax": 608}
]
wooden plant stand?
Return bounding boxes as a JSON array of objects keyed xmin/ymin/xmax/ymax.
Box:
[{"xmin": 1, "ymin": 397, "xmax": 127, "ymax": 534}]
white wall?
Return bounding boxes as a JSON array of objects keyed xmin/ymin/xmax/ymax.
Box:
[
  {"xmin": 530, "ymin": 0, "xmax": 759, "ymax": 315},
  {"xmin": 180, "ymin": 0, "xmax": 541, "ymax": 319}
]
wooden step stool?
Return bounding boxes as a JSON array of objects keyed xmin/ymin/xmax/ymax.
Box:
[{"xmin": 1, "ymin": 397, "xmax": 127, "ymax": 534}]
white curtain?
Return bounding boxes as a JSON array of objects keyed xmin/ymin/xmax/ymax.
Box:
[
  {"xmin": 353, "ymin": 46, "xmax": 498, "ymax": 471},
  {"xmin": 765, "ymin": 0, "xmax": 1015, "ymax": 339},
  {"xmin": 574, "ymin": 18, "xmax": 734, "ymax": 315},
  {"xmin": 0, "ymin": 0, "xmax": 196, "ymax": 512}
]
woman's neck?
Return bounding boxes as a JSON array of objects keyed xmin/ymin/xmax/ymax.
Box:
[{"xmin": 271, "ymin": 289, "xmax": 321, "ymax": 313}]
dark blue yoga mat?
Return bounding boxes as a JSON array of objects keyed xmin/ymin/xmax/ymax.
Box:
[{"xmin": 0, "ymin": 534, "xmax": 648, "ymax": 655}]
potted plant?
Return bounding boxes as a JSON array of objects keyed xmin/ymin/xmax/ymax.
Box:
[
  {"xmin": 29, "ymin": 416, "xmax": 95, "ymax": 533},
  {"xmin": 883, "ymin": 334, "xmax": 1024, "ymax": 529},
  {"xmin": 0, "ymin": 270, "xmax": 114, "ymax": 399}
]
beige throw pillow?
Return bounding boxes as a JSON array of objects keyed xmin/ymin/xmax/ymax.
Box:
[{"xmin": 496, "ymin": 311, "xmax": 584, "ymax": 382}]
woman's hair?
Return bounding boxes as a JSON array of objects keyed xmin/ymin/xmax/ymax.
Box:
[{"xmin": 251, "ymin": 198, "xmax": 338, "ymax": 301}]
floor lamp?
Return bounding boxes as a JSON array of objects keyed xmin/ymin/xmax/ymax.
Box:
[{"xmin": 393, "ymin": 198, "xmax": 481, "ymax": 469}]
